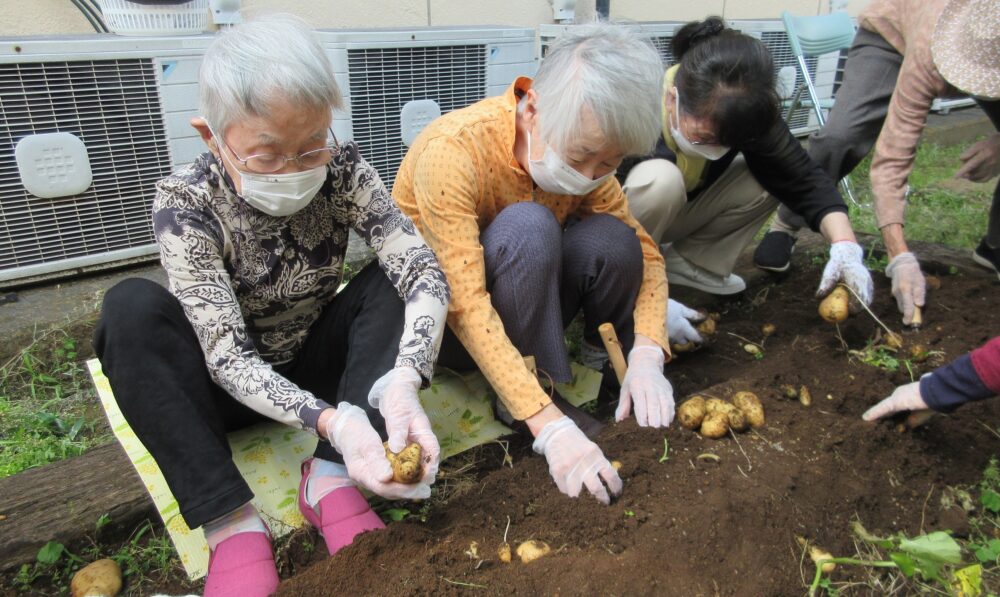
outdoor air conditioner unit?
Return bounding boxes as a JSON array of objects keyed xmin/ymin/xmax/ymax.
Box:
[
  {"xmin": 0, "ymin": 34, "xmax": 211, "ymax": 287},
  {"xmin": 317, "ymin": 26, "xmax": 537, "ymax": 192},
  {"xmin": 541, "ymin": 20, "xmax": 841, "ymax": 138}
]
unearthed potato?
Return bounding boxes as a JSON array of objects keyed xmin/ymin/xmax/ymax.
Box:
[
  {"xmin": 696, "ymin": 318, "xmax": 717, "ymax": 336},
  {"xmin": 727, "ymin": 408, "xmax": 749, "ymax": 432},
  {"xmin": 678, "ymin": 396, "xmax": 707, "ymax": 429},
  {"xmin": 610, "ymin": 460, "xmax": 623, "ymax": 471},
  {"xmin": 885, "ymin": 331, "xmax": 904, "ymax": 350},
  {"xmin": 498, "ymin": 542, "xmax": 512, "ymax": 563},
  {"xmin": 671, "ymin": 341, "xmax": 697, "ymax": 353},
  {"xmin": 909, "ymin": 344, "xmax": 930, "ymax": 363},
  {"xmin": 700, "ymin": 412, "xmax": 730, "ymax": 439},
  {"xmin": 732, "ymin": 391, "xmax": 765, "ymax": 428},
  {"xmin": 705, "ymin": 398, "xmax": 734, "ymax": 415},
  {"xmin": 798, "ymin": 385, "xmax": 812, "ymax": 407},
  {"xmin": 708, "ymin": 312, "xmax": 721, "ymax": 322},
  {"xmin": 761, "ymin": 323, "xmax": 776, "ymax": 337},
  {"xmin": 925, "ymin": 275, "xmax": 941, "ymax": 290},
  {"xmin": 516, "ymin": 540, "xmax": 551, "ymax": 564},
  {"xmin": 809, "ymin": 545, "xmax": 836, "ymax": 574},
  {"xmin": 818, "ymin": 285, "xmax": 850, "ymax": 323},
  {"xmin": 71, "ymin": 559, "xmax": 121, "ymax": 597},
  {"xmin": 383, "ymin": 442, "xmax": 423, "ymax": 484},
  {"xmin": 780, "ymin": 384, "xmax": 799, "ymax": 400},
  {"xmin": 744, "ymin": 343, "xmax": 762, "ymax": 356}
]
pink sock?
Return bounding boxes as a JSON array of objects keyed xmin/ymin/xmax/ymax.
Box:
[{"xmin": 202, "ymin": 502, "xmax": 267, "ymax": 552}]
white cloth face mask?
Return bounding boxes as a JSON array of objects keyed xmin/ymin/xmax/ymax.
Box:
[
  {"xmin": 237, "ymin": 166, "xmax": 326, "ymax": 217},
  {"xmin": 527, "ymin": 130, "xmax": 615, "ymax": 196},
  {"xmin": 669, "ymin": 89, "xmax": 731, "ymax": 161}
]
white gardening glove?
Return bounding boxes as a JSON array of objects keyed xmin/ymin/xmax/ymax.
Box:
[
  {"xmin": 323, "ymin": 402, "xmax": 431, "ymax": 501},
  {"xmin": 885, "ymin": 252, "xmax": 926, "ymax": 326},
  {"xmin": 532, "ymin": 416, "xmax": 623, "ymax": 505},
  {"xmin": 614, "ymin": 346, "xmax": 674, "ymax": 428},
  {"xmin": 862, "ymin": 380, "xmax": 930, "ymax": 421},
  {"xmin": 368, "ymin": 366, "xmax": 440, "ymax": 484},
  {"xmin": 956, "ymin": 133, "xmax": 1000, "ymax": 183},
  {"xmin": 667, "ymin": 298, "xmax": 704, "ymax": 345},
  {"xmin": 816, "ymin": 240, "xmax": 874, "ymax": 306}
]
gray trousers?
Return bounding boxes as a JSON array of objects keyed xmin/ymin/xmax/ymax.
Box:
[
  {"xmin": 775, "ymin": 28, "xmax": 1000, "ymax": 246},
  {"xmin": 436, "ymin": 201, "xmax": 643, "ymax": 383}
]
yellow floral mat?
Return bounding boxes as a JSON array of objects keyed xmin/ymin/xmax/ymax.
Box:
[{"xmin": 87, "ymin": 359, "xmax": 600, "ymax": 579}]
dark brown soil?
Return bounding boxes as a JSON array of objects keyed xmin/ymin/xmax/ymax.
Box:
[{"xmin": 278, "ymin": 255, "xmax": 1000, "ymax": 596}]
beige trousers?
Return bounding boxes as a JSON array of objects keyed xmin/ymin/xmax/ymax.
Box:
[{"xmin": 623, "ymin": 156, "xmax": 779, "ymax": 276}]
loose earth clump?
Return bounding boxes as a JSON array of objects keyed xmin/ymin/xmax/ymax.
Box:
[{"xmin": 270, "ymin": 256, "xmax": 1000, "ymax": 595}]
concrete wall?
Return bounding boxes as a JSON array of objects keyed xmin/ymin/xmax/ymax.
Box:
[{"xmin": 1, "ymin": 0, "xmax": 872, "ymax": 37}]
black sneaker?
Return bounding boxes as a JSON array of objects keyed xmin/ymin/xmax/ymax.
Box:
[
  {"xmin": 753, "ymin": 231, "xmax": 797, "ymax": 272},
  {"xmin": 972, "ymin": 238, "xmax": 1000, "ymax": 280}
]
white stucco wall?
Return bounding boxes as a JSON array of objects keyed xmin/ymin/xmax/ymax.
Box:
[{"xmin": 0, "ymin": 0, "xmax": 872, "ymax": 37}]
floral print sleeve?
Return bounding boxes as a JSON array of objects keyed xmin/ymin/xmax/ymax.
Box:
[
  {"xmin": 151, "ymin": 142, "xmax": 449, "ymax": 433},
  {"xmin": 329, "ymin": 144, "xmax": 450, "ymax": 383}
]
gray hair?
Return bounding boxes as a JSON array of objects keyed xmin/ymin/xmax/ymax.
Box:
[
  {"xmin": 199, "ymin": 13, "xmax": 343, "ymax": 135},
  {"xmin": 532, "ymin": 22, "xmax": 664, "ymax": 156}
]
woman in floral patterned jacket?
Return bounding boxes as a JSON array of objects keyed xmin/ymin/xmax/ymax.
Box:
[{"xmin": 93, "ymin": 15, "xmax": 449, "ymax": 596}]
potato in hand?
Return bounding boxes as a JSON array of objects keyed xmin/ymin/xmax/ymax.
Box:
[{"xmin": 383, "ymin": 442, "xmax": 424, "ymax": 484}]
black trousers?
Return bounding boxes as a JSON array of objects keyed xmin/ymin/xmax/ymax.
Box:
[
  {"xmin": 437, "ymin": 202, "xmax": 644, "ymax": 383},
  {"xmin": 93, "ymin": 262, "xmax": 403, "ymax": 528}
]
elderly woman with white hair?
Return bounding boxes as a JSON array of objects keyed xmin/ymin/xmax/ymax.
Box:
[
  {"xmin": 93, "ymin": 15, "xmax": 449, "ymax": 596},
  {"xmin": 393, "ymin": 23, "xmax": 672, "ymax": 506}
]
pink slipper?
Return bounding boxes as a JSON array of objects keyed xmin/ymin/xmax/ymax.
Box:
[
  {"xmin": 203, "ymin": 531, "xmax": 279, "ymax": 597},
  {"xmin": 299, "ymin": 458, "xmax": 385, "ymax": 555}
]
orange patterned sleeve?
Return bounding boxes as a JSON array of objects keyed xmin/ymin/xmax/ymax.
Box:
[{"xmin": 410, "ymin": 136, "xmax": 553, "ymax": 420}]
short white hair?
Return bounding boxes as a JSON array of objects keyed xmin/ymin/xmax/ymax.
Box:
[
  {"xmin": 532, "ymin": 22, "xmax": 664, "ymax": 156},
  {"xmin": 199, "ymin": 14, "xmax": 343, "ymax": 135}
]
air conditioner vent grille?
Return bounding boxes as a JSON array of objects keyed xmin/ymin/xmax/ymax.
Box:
[
  {"xmin": 347, "ymin": 44, "xmax": 487, "ymax": 190},
  {"xmin": 0, "ymin": 58, "xmax": 170, "ymax": 272}
]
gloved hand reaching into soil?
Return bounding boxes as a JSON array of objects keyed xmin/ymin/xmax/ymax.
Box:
[
  {"xmin": 667, "ymin": 298, "xmax": 704, "ymax": 346},
  {"xmin": 323, "ymin": 402, "xmax": 432, "ymax": 500},
  {"xmin": 816, "ymin": 240, "xmax": 874, "ymax": 306},
  {"xmin": 885, "ymin": 252, "xmax": 926, "ymax": 326},
  {"xmin": 368, "ymin": 366, "xmax": 440, "ymax": 484},
  {"xmin": 862, "ymin": 381, "xmax": 928, "ymax": 420},
  {"xmin": 533, "ymin": 415, "xmax": 623, "ymax": 505},
  {"xmin": 615, "ymin": 345, "xmax": 675, "ymax": 428}
]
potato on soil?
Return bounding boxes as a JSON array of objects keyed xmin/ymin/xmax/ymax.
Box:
[
  {"xmin": 727, "ymin": 408, "xmax": 749, "ymax": 432},
  {"xmin": 809, "ymin": 545, "xmax": 836, "ymax": 573},
  {"xmin": 780, "ymin": 384, "xmax": 798, "ymax": 400},
  {"xmin": 926, "ymin": 275, "xmax": 941, "ymax": 290},
  {"xmin": 678, "ymin": 396, "xmax": 707, "ymax": 429},
  {"xmin": 705, "ymin": 398, "xmax": 735, "ymax": 415},
  {"xmin": 743, "ymin": 343, "xmax": 762, "ymax": 356},
  {"xmin": 516, "ymin": 540, "xmax": 551, "ymax": 563},
  {"xmin": 671, "ymin": 341, "xmax": 697, "ymax": 353},
  {"xmin": 700, "ymin": 412, "xmax": 730, "ymax": 438},
  {"xmin": 71, "ymin": 559, "xmax": 122, "ymax": 597},
  {"xmin": 708, "ymin": 312, "xmax": 721, "ymax": 322},
  {"xmin": 696, "ymin": 318, "xmax": 717, "ymax": 336},
  {"xmin": 761, "ymin": 323, "xmax": 776, "ymax": 337},
  {"xmin": 498, "ymin": 542, "xmax": 512, "ymax": 563},
  {"xmin": 383, "ymin": 442, "xmax": 423, "ymax": 484},
  {"xmin": 885, "ymin": 331, "xmax": 904, "ymax": 349},
  {"xmin": 818, "ymin": 285, "xmax": 850, "ymax": 323},
  {"xmin": 732, "ymin": 391, "xmax": 765, "ymax": 428},
  {"xmin": 798, "ymin": 385, "xmax": 812, "ymax": 407}
]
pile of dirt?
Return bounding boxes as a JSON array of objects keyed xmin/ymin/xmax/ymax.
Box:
[{"xmin": 278, "ymin": 255, "xmax": 1000, "ymax": 596}]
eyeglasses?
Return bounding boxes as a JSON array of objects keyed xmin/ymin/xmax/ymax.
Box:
[{"xmin": 209, "ymin": 125, "xmax": 338, "ymax": 174}]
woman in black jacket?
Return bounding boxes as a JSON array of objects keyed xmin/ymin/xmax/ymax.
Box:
[{"xmin": 620, "ymin": 17, "xmax": 874, "ymax": 347}]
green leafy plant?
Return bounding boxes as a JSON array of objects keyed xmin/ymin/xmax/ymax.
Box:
[{"xmin": 807, "ymin": 522, "xmax": 965, "ymax": 596}]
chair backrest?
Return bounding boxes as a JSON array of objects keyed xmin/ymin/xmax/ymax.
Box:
[{"xmin": 782, "ymin": 11, "xmax": 856, "ymax": 58}]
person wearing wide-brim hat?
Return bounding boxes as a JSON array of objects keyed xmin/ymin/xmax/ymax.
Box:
[{"xmin": 754, "ymin": 0, "xmax": 1000, "ymax": 326}]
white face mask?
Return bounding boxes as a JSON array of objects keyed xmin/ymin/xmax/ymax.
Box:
[
  {"xmin": 527, "ymin": 130, "xmax": 615, "ymax": 196},
  {"xmin": 216, "ymin": 146, "xmax": 326, "ymax": 217},
  {"xmin": 669, "ymin": 89, "xmax": 731, "ymax": 161}
]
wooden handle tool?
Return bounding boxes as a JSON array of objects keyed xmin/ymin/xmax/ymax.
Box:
[
  {"xmin": 909, "ymin": 306, "xmax": 923, "ymax": 328},
  {"xmin": 598, "ymin": 323, "xmax": 627, "ymax": 385}
]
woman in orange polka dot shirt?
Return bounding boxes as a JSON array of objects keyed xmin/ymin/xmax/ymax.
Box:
[{"xmin": 394, "ymin": 23, "xmax": 674, "ymax": 505}]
